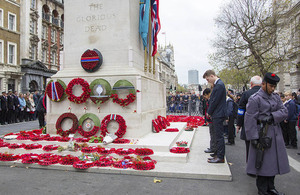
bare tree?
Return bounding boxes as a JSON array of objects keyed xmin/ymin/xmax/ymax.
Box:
[{"xmin": 210, "ymin": 0, "xmax": 295, "ymax": 76}]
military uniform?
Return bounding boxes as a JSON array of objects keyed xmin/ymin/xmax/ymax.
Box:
[
  {"xmin": 237, "ymin": 85, "xmax": 261, "ymax": 161},
  {"xmin": 245, "ymin": 73, "xmax": 289, "ymax": 195}
]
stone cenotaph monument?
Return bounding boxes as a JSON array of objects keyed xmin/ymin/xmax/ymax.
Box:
[{"xmin": 46, "ymin": 0, "xmax": 166, "ymax": 138}]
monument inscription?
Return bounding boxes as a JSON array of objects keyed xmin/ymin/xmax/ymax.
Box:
[{"xmin": 75, "ymin": 1, "xmax": 117, "ymax": 33}]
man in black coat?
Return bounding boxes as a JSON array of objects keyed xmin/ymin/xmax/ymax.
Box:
[
  {"xmin": 7, "ymin": 90, "xmax": 14, "ymax": 124},
  {"xmin": 36, "ymin": 94, "xmax": 47, "ymax": 128},
  {"xmin": 203, "ymin": 70, "xmax": 227, "ymax": 163},
  {"xmin": 0, "ymin": 91, "xmax": 8, "ymax": 125},
  {"xmin": 236, "ymin": 75, "xmax": 262, "ymax": 162}
]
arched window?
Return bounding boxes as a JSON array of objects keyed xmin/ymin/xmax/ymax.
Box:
[
  {"xmin": 42, "ymin": 5, "xmax": 50, "ymax": 22},
  {"xmin": 52, "ymin": 10, "xmax": 59, "ymax": 26}
]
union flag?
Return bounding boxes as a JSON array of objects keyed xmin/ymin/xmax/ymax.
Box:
[{"xmin": 151, "ymin": 0, "xmax": 161, "ymax": 56}]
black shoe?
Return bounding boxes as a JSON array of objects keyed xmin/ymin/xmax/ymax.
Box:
[
  {"xmin": 258, "ymin": 191, "xmax": 269, "ymax": 195},
  {"xmin": 297, "ymin": 152, "xmax": 300, "ymax": 155},
  {"xmin": 267, "ymin": 189, "xmax": 285, "ymax": 195},
  {"xmin": 210, "ymin": 153, "xmax": 217, "ymax": 157},
  {"xmin": 225, "ymin": 142, "xmax": 235, "ymax": 145},
  {"xmin": 207, "ymin": 157, "xmax": 224, "ymax": 163},
  {"xmin": 204, "ymin": 148, "xmax": 214, "ymax": 153},
  {"xmin": 286, "ymin": 145, "xmax": 297, "ymax": 149}
]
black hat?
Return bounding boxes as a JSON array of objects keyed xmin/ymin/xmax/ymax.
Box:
[
  {"xmin": 264, "ymin": 72, "xmax": 280, "ymax": 85},
  {"xmin": 228, "ymin": 89, "xmax": 234, "ymax": 94}
]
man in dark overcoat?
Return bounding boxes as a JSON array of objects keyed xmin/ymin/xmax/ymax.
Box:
[
  {"xmin": 245, "ymin": 73, "xmax": 289, "ymax": 195},
  {"xmin": 237, "ymin": 75, "xmax": 262, "ymax": 162},
  {"xmin": 203, "ymin": 70, "xmax": 227, "ymax": 163},
  {"xmin": 0, "ymin": 91, "xmax": 8, "ymax": 125}
]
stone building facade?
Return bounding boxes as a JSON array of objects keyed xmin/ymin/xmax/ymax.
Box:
[
  {"xmin": 20, "ymin": 0, "xmax": 64, "ymax": 93},
  {"xmin": 0, "ymin": 0, "xmax": 22, "ymax": 92},
  {"xmin": 276, "ymin": 1, "xmax": 300, "ymax": 92},
  {"xmin": 156, "ymin": 44, "xmax": 178, "ymax": 92}
]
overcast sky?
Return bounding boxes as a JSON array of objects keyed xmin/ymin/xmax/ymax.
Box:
[{"xmin": 158, "ymin": 0, "xmax": 229, "ymax": 84}]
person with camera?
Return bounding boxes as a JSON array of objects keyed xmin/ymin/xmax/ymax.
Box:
[{"xmin": 245, "ymin": 73, "xmax": 289, "ymax": 195}]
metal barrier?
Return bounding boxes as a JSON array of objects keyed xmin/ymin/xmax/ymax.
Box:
[{"xmin": 166, "ymin": 99, "xmax": 204, "ymax": 116}]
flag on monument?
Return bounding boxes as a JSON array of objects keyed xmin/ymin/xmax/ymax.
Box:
[
  {"xmin": 139, "ymin": 0, "xmax": 150, "ymax": 48},
  {"xmin": 151, "ymin": 0, "xmax": 161, "ymax": 56}
]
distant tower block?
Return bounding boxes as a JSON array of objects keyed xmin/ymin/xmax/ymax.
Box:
[{"xmin": 188, "ymin": 69, "xmax": 199, "ymax": 84}]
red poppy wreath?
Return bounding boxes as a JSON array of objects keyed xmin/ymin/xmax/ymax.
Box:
[
  {"xmin": 66, "ymin": 78, "xmax": 91, "ymax": 104},
  {"xmin": 56, "ymin": 113, "xmax": 79, "ymax": 137},
  {"xmin": 100, "ymin": 114, "xmax": 127, "ymax": 138}
]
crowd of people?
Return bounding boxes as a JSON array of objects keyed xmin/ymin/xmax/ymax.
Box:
[
  {"xmin": 0, "ymin": 90, "xmax": 46, "ymax": 128},
  {"xmin": 166, "ymin": 91, "xmax": 201, "ymax": 113},
  {"xmin": 202, "ymin": 70, "xmax": 300, "ymax": 195}
]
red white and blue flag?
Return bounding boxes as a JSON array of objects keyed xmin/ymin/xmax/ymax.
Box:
[{"xmin": 151, "ymin": 0, "xmax": 161, "ymax": 56}]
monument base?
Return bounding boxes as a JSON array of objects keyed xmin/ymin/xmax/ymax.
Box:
[{"xmin": 46, "ymin": 74, "xmax": 166, "ymax": 138}]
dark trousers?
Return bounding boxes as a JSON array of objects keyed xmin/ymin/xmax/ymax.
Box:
[
  {"xmin": 227, "ymin": 116, "xmax": 235, "ymax": 143},
  {"xmin": 19, "ymin": 110, "xmax": 24, "ymax": 122},
  {"xmin": 37, "ymin": 111, "xmax": 45, "ymax": 128},
  {"xmin": 281, "ymin": 121, "xmax": 297, "ymax": 147},
  {"xmin": 212, "ymin": 117, "xmax": 225, "ymax": 159},
  {"xmin": 1, "ymin": 110, "xmax": 7, "ymax": 124},
  {"xmin": 7, "ymin": 109, "xmax": 14, "ymax": 124},
  {"xmin": 256, "ymin": 176, "xmax": 275, "ymax": 193},
  {"xmin": 209, "ymin": 123, "xmax": 217, "ymax": 152},
  {"xmin": 245, "ymin": 140, "xmax": 250, "ymax": 163}
]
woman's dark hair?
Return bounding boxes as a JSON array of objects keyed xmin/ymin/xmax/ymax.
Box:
[{"xmin": 203, "ymin": 88, "xmax": 211, "ymax": 95}]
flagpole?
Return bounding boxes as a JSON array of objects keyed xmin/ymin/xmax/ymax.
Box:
[
  {"xmin": 144, "ymin": 47, "xmax": 147, "ymax": 72},
  {"xmin": 148, "ymin": 5, "xmax": 152, "ymax": 73},
  {"xmin": 153, "ymin": 54, "xmax": 155, "ymax": 75}
]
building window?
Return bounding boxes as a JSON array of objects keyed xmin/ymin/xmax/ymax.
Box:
[
  {"xmin": 42, "ymin": 48, "xmax": 47, "ymax": 63},
  {"xmin": 60, "ymin": 32, "xmax": 64, "ymax": 45},
  {"xmin": 0, "ymin": 40, "xmax": 3, "ymax": 63},
  {"xmin": 51, "ymin": 28, "xmax": 56, "ymax": 42},
  {"xmin": 42, "ymin": 25, "xmax": 47, "ymax": 39},
  {"xmin": 30, "ymin": 19, "xmax": 37, "ymax": 34},
  {"xmin": 30, "ymin": 45, "xmax": 37, "ymax": 60},
  {"xmin": 8, "ymin": 12, "xmax": 17, "ymax": 31},
  {"xmin": 7, "ymin": 42, "xmax": 17, "ymax": 65},
  {"xmin": 51, "ymin": 50, "xmax": 56, "ymax": 65},
  {"xmin": 30, "ymin": 0, "xmax": 36, "ymax": 9},
  {"xmin": 0, "ymin": 9, "xmax": 3, "ymax": 27}
]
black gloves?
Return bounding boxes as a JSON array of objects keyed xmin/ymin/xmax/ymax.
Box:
[
  {"xmin": 261, "ymin": 115, "xmax": 274, "ymax": 125},
  {"xmin": 251, "ymin": 139, "xmax": 259, "ymax": 148}
]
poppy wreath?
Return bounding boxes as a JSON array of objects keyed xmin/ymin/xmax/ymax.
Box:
[
  {"xmin": 111, "ymin": 80, "xmax": 136, "ymax": 107},
  {"xmin": 59, "ymin": 155, "xmax": 79, "ymax": 165},
  {"xmin": 73, "ymin": 161, "xmax": 95, "ymax": 169},
  {"xmin": 8, "ymin": 143, "xmax": 25, "ymax": 149},
  {"xmin": 152, "ymin": 119, "xmax": 162, "ymax": 133},
  {"xmin": 113, "ymin": 138, "xmax": 130, "ymax": 144},
  {"xmin": 94, "ymin": 159, "xmax": 114, "ymax": 167},
  {"xmin": 81, "ymin": 146, "xmax": 98, "ymax": 153},
  {"xmin": 113, "ymin": 160, "xmax": 133, "ymax": 169},
  {"xmin": 133, "ymin": 160, "xmax": 155, "ymax": 170},
  {"xmin": 80, "ymin": 49, "xmax": 103, "ymax": 72},
  {"xmin": 115, "ymin": 148, "xmax": 135, "ymax": 155},
  {"xmin": 157, "ymin": 116, "xmax": 167, "ymax": 129},
  {"xmin": 0, "ymin": 142, "xmax": 10, "ymax": 148},
  {"xmin": 43, "ymin": 145, "xmax": 59, "ymax": 152},
  {"xmin": 78, "ymin": 113, "xmax": 100, "ymax": 138},
  {"xmin": 97, "ymin": 147, "xmax": 115, "ymax": 155},
  {"xmin": 56, "ymin": 113, "xmax": 79, "ymax": 137},
  {"xmin": 100, "ymin": 114, "xmax": 127, "ymax": 138},
  {"xmin": 165, "ymin": 128, "xmax": 179, "ymax": 132},
  {"xmin": 89, "ymin": 79, "xmax": 112, "ymax": 105},
  {"xmin": 0, "ymin": 153, "xmax": 20, "ymax": 161},
  {"xmin": 38, "ymin": 154, "xmax": 59, "ymax": 166},
  {"xmin": 170, "ymin": 147, "xmax": 190, "ymax": 154},
  {"xmin": 23, "ymin": 143, "xmax": 43, "ymax": 150},
  {"xmin": 45, "ymin": 79, "xmax": 67, "ymax": 102},
  {"xmin": 66, "ymin": 78, "xmax": 91, "ymax": 104},
  {"xmin": 134, "ymin": 148, "xmax": 154, "ymax": 156}
]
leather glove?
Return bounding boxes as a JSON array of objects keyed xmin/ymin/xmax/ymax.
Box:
[
  {"xmin": 261, "ymin": 115, "xmax": 274, "ymax": 125},
  {"xmin": 251, "ymin": 139, "xmax": 259, "ymax": 148}
]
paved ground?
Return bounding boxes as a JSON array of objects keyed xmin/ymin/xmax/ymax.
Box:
[{"xmin": 0, "ymin": 121, "xmax": 299, "ymax": 195}]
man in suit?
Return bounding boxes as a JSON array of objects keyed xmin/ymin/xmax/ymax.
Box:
[
  {"xmin": 203, "ymin": 70, "xmax": 227, "ymax": 163},
  {"xmin": 0, "ymin": 91, "xmax": 8, "ymax": 125},
  {"xmin": 236, "ymin": 75, "xmax": 262, "ymax": 162}
]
